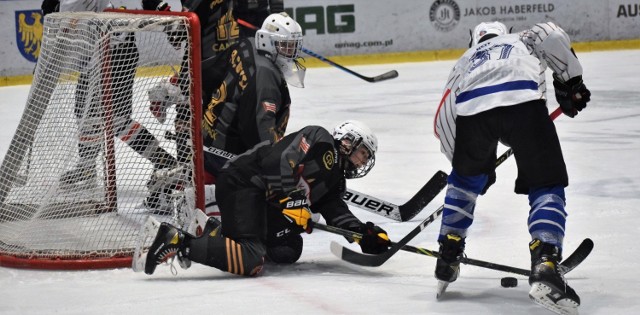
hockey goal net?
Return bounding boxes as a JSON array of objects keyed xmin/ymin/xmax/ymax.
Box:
[{"xmin": 0, "ymin": 10, "xmax": 203, "ymax": 269}]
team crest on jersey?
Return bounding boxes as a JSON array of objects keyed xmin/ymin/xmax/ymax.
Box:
[
  {"xmin": 322, "ymin": 150, "xmax": 334, "ymax": 170},
  {"xmin": 299, "ymin": 136, "xmax": 310, "ymax": 153},
  {"xmin": 262, "ymin": 101, "xmax": 276, "ymax": 113},
  {"xmin": 15, "ymin": 10, "xmax": 43, "ymax": 62}
]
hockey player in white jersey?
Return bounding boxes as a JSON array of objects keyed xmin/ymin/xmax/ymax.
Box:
[{"xmin": 433, "ymin": 22, "xmax": 590, "ymax": 314}]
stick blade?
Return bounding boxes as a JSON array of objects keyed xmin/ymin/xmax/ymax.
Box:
[
  {"xmin": 330, "ymin": 241, "xmax": 387, "ymax": 267},
  {"xmin": 370, "ymin": 70, "xmax": 399, "ymax": 82}
]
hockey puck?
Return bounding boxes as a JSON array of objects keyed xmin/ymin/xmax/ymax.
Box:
[{"xmin": 501, "ymin": 277, "xmax": 518, "ymax": 288}]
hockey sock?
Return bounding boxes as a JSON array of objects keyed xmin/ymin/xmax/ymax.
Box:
[
  {"xmin": 528, "ymin": 186, "xmax": 566, "ymax": 248},
  {"xmin": 439, "ymin": 169, "xmax": 487, "ymax": 240},
  {"xmin": 188, "ymin": 235, "xmax": 266, "ymax": 276}
]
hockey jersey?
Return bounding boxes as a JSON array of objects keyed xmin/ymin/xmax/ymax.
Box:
[{"xmin": 434, "ymin": 22, "xmax": 584, "ymax": 162}]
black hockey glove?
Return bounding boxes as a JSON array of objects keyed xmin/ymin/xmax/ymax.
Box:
[
  {"xmin": 41, "ymin": 0, "xmax": 59, "ymax": 17},
  {"xmin": 553, "ymin": 75, "xmax": 591, "ymax": 118},
  {"xmin": 279, "ymin": 189, "xmax": 313, "ymax": 234},
  {"xmin": 142, "ymin": 0, "xmax": 171, "ymax": 11},
  {"xmin": 356, "ymin": 222, "xmax": 391, "ymax": 254}
]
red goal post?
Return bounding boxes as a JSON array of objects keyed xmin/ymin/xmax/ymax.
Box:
[{"xmin": 0, "ymin": 9, "xmax": 203, "ymax": 269}]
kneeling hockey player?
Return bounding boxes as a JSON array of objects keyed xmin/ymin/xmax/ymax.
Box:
[{"xmin": 139, "ymin": 121, "xmax": 391, "ymax": 276}]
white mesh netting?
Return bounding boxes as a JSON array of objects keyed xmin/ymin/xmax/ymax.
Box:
[{"xmin": 0, "ymin": 11, "xmax": 202, "ymax": 268}]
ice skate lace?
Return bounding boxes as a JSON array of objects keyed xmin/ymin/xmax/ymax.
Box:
[{"xmin": 156, "ymin": 248, "xmax": 179, "ymax": 276}]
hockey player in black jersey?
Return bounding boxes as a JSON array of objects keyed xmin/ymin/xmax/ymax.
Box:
[
  {"xmin": 200, "ymin": 12, "xmax": 304, "ymax": 182},
  {"xmin": 141, "ymin": 121, "xmax": 391, "ymax": 276}
]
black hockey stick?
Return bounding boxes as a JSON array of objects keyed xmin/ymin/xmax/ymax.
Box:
[
  {"xmin": 300, "ymin": 47, "xmax": 399, "ymax": 83},
  {"xmin": 329, "ymin": 107, "xmax": 564, "ymax": 267},
  {"xmin": 315, "ymin": 222, "xmax": 593, "ymax": 276},
  {"xmin": 235, "ymin": 18, "xmax": 398, "ymax": 83},
  {"xmin": 199, "ymin": 144, "xmax": 447, "ymax": 221},
  {"xmin": 329, "ymin": 205, "xmax": 444, "ymax": 267},
  {"xmin": 404, "ymin": 238, "xmax": 593, "ymax": 276}
]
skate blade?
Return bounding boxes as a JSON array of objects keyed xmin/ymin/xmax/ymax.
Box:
[
  {"xmin": 436, "ymin": 281, "xmax": 449, "ymax": 300},
  {"xmin": 132, "ymin": 216, "xmax": 162, "ymax": 272},
  {"xmin": 529, "ymin": 282, "xmax": 579, "ymax": 315}
]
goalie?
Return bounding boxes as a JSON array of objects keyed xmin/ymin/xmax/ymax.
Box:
[
  {"xmin": 42, "ymin": 0, "xmax": 178, "ymax": 199},
  {"xmin": 136, "ymin": 121, "xmax": 391, "ymax": 276}
]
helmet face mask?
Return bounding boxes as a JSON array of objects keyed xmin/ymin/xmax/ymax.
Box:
[
  {"xmin": 333, "ymin": 120, "xmax": 378, "ymax": 179},
  {"xmin": 255, "ymin": 13, "xmax": 306, "ymax": 87}
]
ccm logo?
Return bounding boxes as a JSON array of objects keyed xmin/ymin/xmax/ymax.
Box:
[{"xmin": 343, "ymin": 191, "xmax": 395, "ymax": 215}]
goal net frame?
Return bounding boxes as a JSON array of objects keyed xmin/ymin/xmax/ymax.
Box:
[{"xmin": 0, "ymin": 9, "xmax": 203, "ymax": 270}]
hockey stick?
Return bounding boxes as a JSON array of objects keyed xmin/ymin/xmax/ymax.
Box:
[
  {"xmin": 235, "ymin": 18, "xmax": 398, "ymax": 83},
  {"xmin": 330, "ymin": 107, "xmax": 564, "ymax": 267},
  {"xmin": 200, "ymin": 145, "xmax": 447, "ymax": 221},
  {"xmin": 314, "ymin": 221, "xmax": 593, "ymax": 276},
  {"xmin": 299, "ymin": 47, "xmax": 399, "ymax": 83},
  {"xmin": 344, "ymin": 170, "xmax": 448, "ymax": 221}
]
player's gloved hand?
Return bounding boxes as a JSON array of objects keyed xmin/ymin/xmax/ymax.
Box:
[
  {"xmin": 148, "ymin": 77, "xmax": 183, "ymax": 123},
  {"xmin": 41, "ymin": 0, "xmax": 59, "ymax": 17},
  {"xmin": 280, "ymin": 190, "xmax": 313, "ymax": 233},
  {"xmin": 553, "ymin": 75, "xmax": 591, "ymax": 118},
  {"xmin": 356, "ymin": 222, "xmax": 391, "ymax": 254},
  {"xmin": 142, "ymin": 0, "xmax": 171, "ymax": 11}
]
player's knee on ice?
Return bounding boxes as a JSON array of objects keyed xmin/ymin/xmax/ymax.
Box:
[{"xmin": 266, "ymin": 233, "xmax": 303, "ymax": 264}]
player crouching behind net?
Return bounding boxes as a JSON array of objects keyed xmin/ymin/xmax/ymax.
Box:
[{"xmin": 134, "ymin": 121, "xmax": 391, "ymax": 276}]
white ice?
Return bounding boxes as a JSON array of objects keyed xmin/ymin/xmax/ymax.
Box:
[{"xmin": 1, "ymin": 49, "xmax": 639, "ymax": 314}]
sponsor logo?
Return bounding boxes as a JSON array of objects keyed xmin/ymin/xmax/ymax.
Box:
[
  {"xmin": 429, "ymin": 0, "xmax": 461, "ymax": 32},
  {"xmin": 15, "ymin": 10, "xmax": 43, "ymax": 62},
  {"xmin": 342, "ymin": 190, "xmax": 395, "ymax": 215},
  {"xmin": 617, "ymin": 4, "xmax": 640, "ymax": 17},
  {"xmin": 285, "ymin": 5, "xmax": 355, "ymax": 35}
]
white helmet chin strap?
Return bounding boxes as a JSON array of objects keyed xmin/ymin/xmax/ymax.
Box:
[{"xmin": 275, "ymin": 57, "xmax": 306, "ymax": 88}]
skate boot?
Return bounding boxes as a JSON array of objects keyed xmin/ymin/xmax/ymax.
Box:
[
  {"xmin": 528, "ymin": 239, "xmax": 580, "ymax": 315},
  {"xmin": 59, "ymin": 165, "xmax": 97, "ymax": 189},
  {"xmin": 435, "ymin": 234, "xmax": 465, "ymax": 283},
  {"xmin": 144, "ymin": 222, "xmax": 191, "ymax": 274},
  {"xmin": 144, "ymin": 187, "xmax": 174, "ymax": 215}
]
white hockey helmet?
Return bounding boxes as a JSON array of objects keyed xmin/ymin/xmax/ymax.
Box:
[
  {"xmin": 255, "ymin": 12, "xmax": 303, "ymax": 59},
  {"xmin": 332, "ymin": 120, "xmax": 378, "ymax": 179},
  {"xmin": 469, "ymin": 21, "xmax": 508, "ymax": 47},
  {"xmin": 255, "ymin": 12, "xmax": 306, "ymax": 87}
]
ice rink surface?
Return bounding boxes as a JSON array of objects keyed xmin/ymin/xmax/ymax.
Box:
[{"xmin": 1, "ymin": 49, "xmax": 639, "ymax": 314}]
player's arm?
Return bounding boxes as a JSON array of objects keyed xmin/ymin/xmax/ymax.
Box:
[
  {"xmin": 520, "ymin": 23, "xmax": 591, "ymax": 117},
  {"xmin": 254, "ymin": 68, "xmax": 287, "ymax": 143},
  {"xmin": 142, "ymin": 0, "xmax": 172, "ymax": 11},
  {"xmin": 434, "ymin": 65, "xmax": 463, "ymax": 162}
]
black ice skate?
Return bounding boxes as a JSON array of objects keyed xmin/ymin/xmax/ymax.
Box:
[
  {"xmin": 528, "ymin": 239, "xmax": 580, "ymax": 315},
  {"xmin": 59, "ymin": 165, "xmax": 97, "ymax": 190},
  {"xmin": 144, "ymin": 222, "xmax": 190, "ymax": 275},
  {"xmin": 435, "ymin": 234, "xmax": 465, "ymax": 282}
]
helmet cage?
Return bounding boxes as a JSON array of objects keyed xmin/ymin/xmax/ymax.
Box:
[{"xmin": 337, "ymin": 132, "xmax": 376, "ymax": 179}]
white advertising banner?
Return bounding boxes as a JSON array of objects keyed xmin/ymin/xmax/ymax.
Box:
[{"xmin": 0, "ymin": 0, "xmax": 639, "ymax": 77}]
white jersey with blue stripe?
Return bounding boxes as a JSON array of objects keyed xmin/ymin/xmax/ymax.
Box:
[{"xmin": 434, "ymin": 22, "xmax": 583, "ymax": 162}]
